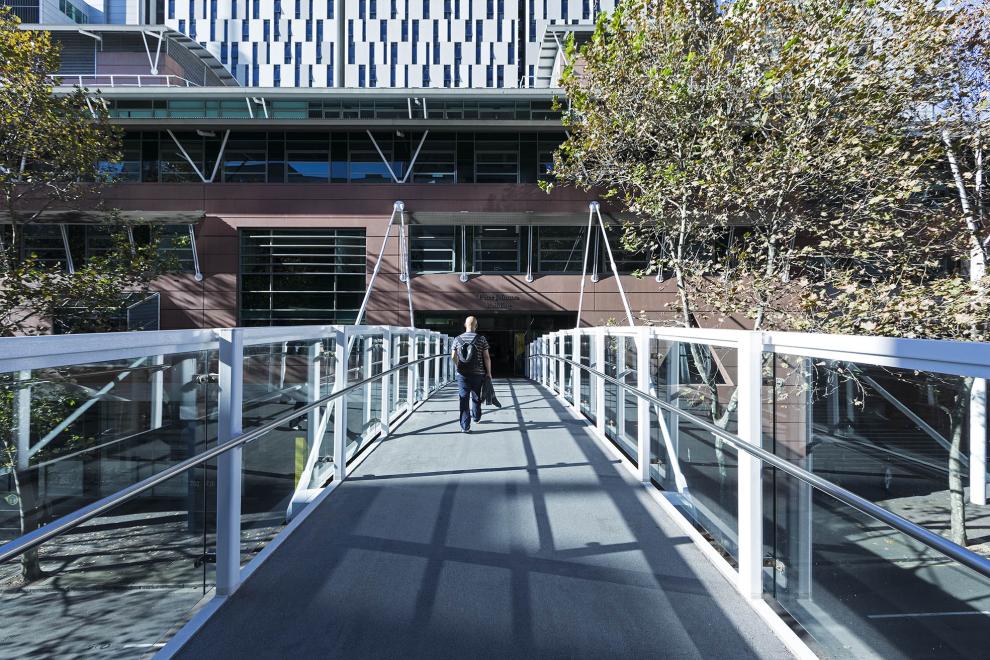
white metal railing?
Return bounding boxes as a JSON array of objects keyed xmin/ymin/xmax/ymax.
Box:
[
  {"xmin": 48, "ymin": 74, "xmax": 199, "ymax": 88},
  {"xmin": 529, "ymin": 325, "xmax": 990, "ymax": 657},
  {"xmin": 0, "ymin": 324, "xmax": 452, "ymax": 598}
]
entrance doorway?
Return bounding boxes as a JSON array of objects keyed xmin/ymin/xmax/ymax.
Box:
[{"xmin": 416, "ymin": 312, "xmax": 573, "ymax": 377}]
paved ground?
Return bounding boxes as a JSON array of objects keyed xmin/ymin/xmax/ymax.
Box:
[{"xmin": 177, "ymin": 379, "xmax": 791, "ymax": 660}]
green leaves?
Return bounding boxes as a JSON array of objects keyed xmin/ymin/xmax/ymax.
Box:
[{"xmin": 550, "ymin": 0, "xmax": 986, "ymax": 338}]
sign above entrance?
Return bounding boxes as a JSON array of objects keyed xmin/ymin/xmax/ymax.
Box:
[{"xmin": 478, "ymin": 293, "xmax": 520, "ymax": 310}]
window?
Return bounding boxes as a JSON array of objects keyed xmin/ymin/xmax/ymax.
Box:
[
  {"xmin": 156, "ymin": 225, "xmax": 196, "ymax": 271},
  {"xmin": 475, "ymin": 135, "xmax": 519, "ymax": 183},
  {"xmin": 158, "ymin": 132, "xmax": 204, "ymax": 183},
  {"xmin": 599, "ymin": 226, "xmax": 650, "ymax": 275},
  {"xmin": 239, "ymin": 229, "xmax": 367, "ymax": 326},
  {"xmin": 21, "ymin": 224, "xmax": 72, "ymax": 269},
  {"xmin": 223, "ymin": 133, "xmax": 268, "ymax": 183},
  {"xmin": 349, "ymin": 133, "xmax": 396, "ymax": 182},
  {"xmin": 410, "ymin": 226, "xmax": 457, "ymax": 273},
  {"xmin": 536, "ymin": 226, "xmax": 589, "ymax": 273},
  {"xmin": 285, "ymin": 132, "xmax": 330, "ymax": 182},
  {"xmin": 100, "ymin": 134, "xmax": 142, "ymax": 182},
  {"xmin": 470, "ymin": 226, "xmax": 522, "ymax": 272}
]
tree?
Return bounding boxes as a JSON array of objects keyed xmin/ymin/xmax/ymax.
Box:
[
  {"xmin": 799, "ymin": 3, "xmax": 990, "ymax": 546},
  {"xmin": 0, "ymin": 10, "xmax": 184, "ymax": 580},
  {"xmin": 0, "ymin": 9, "xmax": 179, "ymax": 337},
  {"xmin": 549, "ymin": 0, "xmax": 986, "ymax": 547}
]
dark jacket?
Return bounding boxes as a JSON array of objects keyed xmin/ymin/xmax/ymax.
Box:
[{"xmin": 481, "ymin": 376, "xmax": 502, "ymax": 408}]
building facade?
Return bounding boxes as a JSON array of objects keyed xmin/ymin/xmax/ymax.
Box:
[
  {"xmin": 6, "ymin": 5, "xmax": 702, "ymax": 376},
  {"xmin": 7, "ymin": 0, "xmax": 616, "ymax": 86}
]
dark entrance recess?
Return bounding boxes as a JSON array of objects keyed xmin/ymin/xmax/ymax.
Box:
[{"xmin": 415, "ymin": 312, "xmax": 574, "ymax": 377}]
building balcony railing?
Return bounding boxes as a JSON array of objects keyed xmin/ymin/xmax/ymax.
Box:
[{"xmin": 50, "ymin": 74, "xmax": 200, "ymax": 88}]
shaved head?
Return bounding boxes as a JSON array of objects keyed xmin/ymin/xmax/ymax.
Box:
[{"xmin": 465, "ymin": 316, "xmax": 478, "ymax": 331}]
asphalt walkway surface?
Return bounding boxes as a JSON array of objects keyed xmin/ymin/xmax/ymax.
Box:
[{"xmin": 177, "ymin": 379, "xmax": 791, "ymax": 659}]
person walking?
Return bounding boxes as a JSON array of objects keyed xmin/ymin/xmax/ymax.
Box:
[{"xmin": 451, "ymin": 316, "xmax": 492, "ymax": 433}]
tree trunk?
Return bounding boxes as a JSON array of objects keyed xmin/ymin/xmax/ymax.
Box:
[
  {"xmin": 948, "ymin": 383, "xmax": 969, "ymax": 547},
  {"xmin": 8, "ymin": 456, "xmax": 43, "ymax": 582}
]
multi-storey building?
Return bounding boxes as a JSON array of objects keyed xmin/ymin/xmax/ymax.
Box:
[
  {"xmin": 5, "ymin": 3, "xmax": 689, "ymax": 377},
  {"xmin": 5, "ymin": 0, "xmax": 616, "ymax": 86}
]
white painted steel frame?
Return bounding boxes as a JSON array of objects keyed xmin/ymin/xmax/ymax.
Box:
[
  {"xmin": 0, "ymin": 324, "xmax": 453, "ymax": 586},
  {"xmin": 529, "ymin": 324, "xmax": 990, "ymax": 602}
]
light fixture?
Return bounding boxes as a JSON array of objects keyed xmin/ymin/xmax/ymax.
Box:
[{"xmin": 196, "ymin": 129, "xmax": 216, "ymax": 137}]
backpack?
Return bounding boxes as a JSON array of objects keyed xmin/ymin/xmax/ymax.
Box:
[{"xmin": 456, "ymin": 337, "xmax": 478, "ymax": 372}]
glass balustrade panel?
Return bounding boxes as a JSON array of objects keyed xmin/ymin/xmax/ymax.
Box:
[
  {"xmin": 768, "ymin": 353, "xmax": 990, "ymax": 550},
  {"xmin": 0, "ymin": 350, "xmax": 216, "ymax": 547},
  {"xmin": 766, "ymin": 466, "xmax": 990, "ymax": 660},
  {"xmin": 0, "ymin": 458, "xmax": 214, "ymax": 656}
]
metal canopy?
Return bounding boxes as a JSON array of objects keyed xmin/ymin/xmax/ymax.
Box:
[{"xmin": 0, "ymin": 210, "xmax": 206, "ymax": 225}]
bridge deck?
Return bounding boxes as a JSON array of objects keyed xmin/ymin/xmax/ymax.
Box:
[{"xmin": 177, "ymin": 380, "xmax": 790, "ymax": 659}]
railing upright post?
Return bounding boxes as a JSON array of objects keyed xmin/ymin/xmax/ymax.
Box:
[
  {"xmin": 737, "ymin": 330, "xmax": 764, "ymax": 599},
  {"xmin": 306, "ymin": 340, "xmax": 322, "ymax": 451},
  {"xmin": 333, "ymin": 327, "xmax": 349, "ymax": 482},
  {"xmin": 363, "ymin": 335, "xmax": 374, "ymax": 429},
  {"xmin": 571, "ymin": 329, "xmax": 582, "ymax": 412},
  {"xmin": 424, "ymin": 332, "xmax": 432, "ymax": 396},
  {"xmin": 594, "ymin": 329, "xmax": 606, "ymax": 437},
  {"xmin": 216, "ymin": 328, "xmax": 244, "ymax": 597},
  {"xmin": 432, "ymin": 333, "xmax": 440, "ymax": 392},
  {"xmin": 150, "ymin": 355, "xmax": 164, "ymax": 430},
  {"xmin": 381, "ymin": 328, "xmax": 392, "ymax": 436},
  {"xmin": 637, "ymin": 328, "xmax": 651, "ymax": 482},
  {"xmin": 408, "ymin": 330, "xmax": 418, "ymax": 413},
  {"xmin": 971, "ymin": 379, "xmax": 987, "ymax": 505},
  {"xmin": 616, "ymin": 335, "xmax": 627, "ymax": 436}
]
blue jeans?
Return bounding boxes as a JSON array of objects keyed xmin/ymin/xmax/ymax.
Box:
[{"xmin": 456, "ymin": 373, "xmax": 485, "ymax": 431}]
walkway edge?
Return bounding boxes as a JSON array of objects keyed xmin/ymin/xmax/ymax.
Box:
[
  {"xmin": 540, "ymin": 383, "xmax": 819, "ymax": 660},
  {"xmin": 154, "ymin": 392, "xmax": 446, "ymax": 660}
]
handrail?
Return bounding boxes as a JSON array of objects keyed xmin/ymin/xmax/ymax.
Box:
[
  {"xmin": 0, "ymin": 353, "xmax": 449, "ymax": 565},
  {"xmin": 532, "ymin": 352, "xmax": 990, "ymax": 582}
]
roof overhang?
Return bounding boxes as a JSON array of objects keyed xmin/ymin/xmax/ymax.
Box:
[
  {"xmin": 408, "ymin": 211, "xmax": 629, "ymax": 225},
  {"xmin": 0, "ymin": 210, "xmax": 205, "ymax": 225}
]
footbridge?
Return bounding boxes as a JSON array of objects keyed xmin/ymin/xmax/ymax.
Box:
[{"xmin": 1, "ymin": 324, "xmax": 989, "ymax": 659}]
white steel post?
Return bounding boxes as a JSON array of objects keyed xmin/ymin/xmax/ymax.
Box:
[
  {"xmin": 571, "ymin": 328, "xmax": 582, "ymax": 412},
  {"xmin": 617, "ymin": 336, "xmax": 627, "ymax": 438},
  {"xmin": 637, "ymin": 328, "xmax": 651, "ymax": 482},
  {"xmin": 433, "ymin": 333, "xmax": 440, "ymax": 392},
  {"xmin": 423, "ymin": 332, "xmax": 431, "ymax": 397},
  {"xmin": 667, "ymin": 341, "xmax": 681, "ymax": 450},
  {"xmin": 971, "ymin": 378, "xmax": 987, "ymax": 505},
  {"xmin": 306, "ymin": 340, "xmax": 321, "ymax": 451},
  {"xmin": 408, "ymin": 330, "xmax": 418, "ymax": 413},
  {"xmin": 553, "ymin": 334, "xmax": 561, "ymax": 393},
  {"xmin": 737, "ymin": 331, "xmax": 764, "ymax": 599},
  {"xmin": 150, "ymin": 355, "xmax": 164, "ymax": 430},
  {"xmin": 381, "ymin": 329, "xmax": 392, "ymax": 436},
  {"xmin": 363, "ymin": 336, "xmax": 374, "ymax": 429},
  {"xmin": 333, "ymin": 327, "xmax": 349, "ymax": 481},
  {"xmin": 216, "ymin": 328, "xmax": 244, "ymax": 597},
  {"xmin": 594, "ymin": 330, "xmax": 606, "ymax": 438}
]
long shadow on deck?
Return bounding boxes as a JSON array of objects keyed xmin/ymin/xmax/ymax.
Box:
[{"xmin": 176, "ymin": 380, "xmax": 790, "ymax": 659}]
